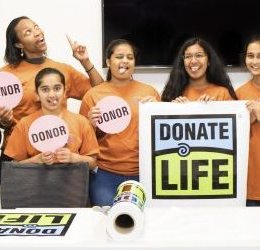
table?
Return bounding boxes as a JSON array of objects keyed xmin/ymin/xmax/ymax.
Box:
[{"xmin": 0, "ymin": 207, "xmax": 259, "ymax": 249}]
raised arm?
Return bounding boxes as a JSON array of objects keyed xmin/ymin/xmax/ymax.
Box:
[{"xmin": 66, "ymin": 35, "xmax": 104, "ymax": 86}]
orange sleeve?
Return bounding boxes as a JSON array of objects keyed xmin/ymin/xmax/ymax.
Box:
[
  {"xmin": 79, "ymin": 118, "xmax": 99, "ymax": 157},
  {"xmin": 65, "ymin": 65, "xmax": 91, "ymax": 100},
  {"xmin": 79, "ymin": 92, "xmax": 95, "ymax": 118},
  {"xmin": 153, "ymin": 88, "xmax": 161, "ymax": 101},
  {"xmin": 236, "ymin": 84, "xmax": 248, "ymax": 100},
  {"xmin": 4, "ymin": 121, "xmax": 29, "ymax": 160},
  {"xmin": 220, "ymin": 88, "xmax": 233, "ymax": 100}
]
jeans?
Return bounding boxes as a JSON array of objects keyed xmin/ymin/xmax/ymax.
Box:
[
  {"xmin": 246, "ymin": 200, "xmax": 260, "ymax": 207},
  {"xmin": 89, "ymin": 168, "xmax": 139, "ymax": 206}
]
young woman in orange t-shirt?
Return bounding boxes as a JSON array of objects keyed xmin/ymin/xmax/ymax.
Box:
[
  {"xmin": 0, "ymin": 16, "xmax": 104, "ymax": 130},
  {"xmin": 161, "ymin": 37, "xmax": 237, "ymax": 102},
  {"xmin": 80, "ymin": 39, "xmax": 160, "ymax": 206},
  {"xmin": 4, "ymin": 67, "xmax": 99, "ymax": 168},
  {"xmin": 236, "ymin": 35, "xmax": 260, "ymax": 206}
]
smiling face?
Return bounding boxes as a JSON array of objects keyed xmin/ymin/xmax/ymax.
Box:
[
  {"xmin": 183, "ymin": 44, "xmax": 208, "ymax": 82},
  {"xmin": 106, "ymin": 43, "xmax": 135, "ymax": 82},
  {"xmin": 37, "ymin": 73, "xmax": 65, "ymax": 114},
  {"xmin": 245, "ymin": 41, "xmax": 260, "ymax": 77},
  {"xmin": 14, "ymin": 18, "xmax": 47, "ymax": 58}
]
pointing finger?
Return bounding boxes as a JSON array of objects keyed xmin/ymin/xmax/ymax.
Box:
[{"xmin": 66, "ymin": 34, "xmax": 74, "ymax": 48}]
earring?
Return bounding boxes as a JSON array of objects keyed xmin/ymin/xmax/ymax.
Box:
[{"xmin": 20, "ymin": 49, "xmax": 24, "ymax": 57}]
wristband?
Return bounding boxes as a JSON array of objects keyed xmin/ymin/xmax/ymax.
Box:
[{"xmin": 86, "ymin": 65, "xmax": 94, "ymax": 73}]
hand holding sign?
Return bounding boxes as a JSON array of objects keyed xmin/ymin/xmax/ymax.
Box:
[
  {"xmin": 197, "ymin": 94, "xmax": 216, "ymax": 102},
  {"xmin": 28, "ymin": 115, "xmax": 69, "ymax": 153},
  {"xmin": 55, "ymin": 147, "xmax": 73, "ymax": 163},
  {"xmin": 96, "ymin": 96, "xmax": 131, "ymax": 134},
  {"xmin": 246, "ymin": 100, "xmax": 257, "ymax": 123},
  {"xmin": 0, "ymin": 107, "xmax": 13, "ymax": 127},
  {"xmin": 41, "ymin": 151, "xmax": 55, "ymax": 165},
  {"xmin": 88, "ymin": 106, "xmax": 101, "ymax": 127},
  {"xmin": 0, "ymin": 72, "xmax": 23, "ymax": 109}
]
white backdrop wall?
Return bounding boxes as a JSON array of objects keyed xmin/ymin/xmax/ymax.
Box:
[{"xmin": 0, "ymin": 0, "xmax": 251, "ymax": 101}]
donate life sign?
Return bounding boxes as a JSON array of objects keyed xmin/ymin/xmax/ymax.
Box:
[
  {"xmin": 0, "ymin": 213, "xmax": 75, "ymax": 236},
  {"xmin": 139, "ymin": 101, "xmax": 250, "ymax": 207}
]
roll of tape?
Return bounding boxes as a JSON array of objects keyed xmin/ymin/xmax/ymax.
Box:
[{"xmin": 106, "ymin": 180, "xmax": 146, "ymax": 241}]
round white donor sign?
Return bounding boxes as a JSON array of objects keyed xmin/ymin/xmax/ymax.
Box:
[
  {"xmin": 96, "ymin": 96, "xmax": 131, "ymax": 134},
  {"xmin": 0, "ymin": 72, "xmax": 23, "ymax": 109},
  {"xmin": 28, "ymin": 115, "xmax": 69, "ymax": 152}
]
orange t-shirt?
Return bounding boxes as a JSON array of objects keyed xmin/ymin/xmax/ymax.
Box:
[
  {"xmin": 236, "ymin": 80, "xmax": 260, "ymax": 200},
  {"xmin": 0, "ymin": 58, "xmax": 91, "ymax": 123},
  {"xmin": 4, "ymin": 109, "xmax": 99, "ymax": 161},
  {"xmin": 184, "ymin": 83, "xmax": 233, "ymax": 100},
  {"xmin": 80, "ymin": 80, "xmax": 160, "ymax": 176}
]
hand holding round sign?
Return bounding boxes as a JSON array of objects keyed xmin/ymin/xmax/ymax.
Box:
[
  {"xmin": 0, "ymin": 72, "xmax": 23, "ymax": 109},
  {"xmin": 96, "ymin": 96, "xmax": 131, "ymax": 134},
  {"xmin": 28, "ymin": 115, "xmax": 69, "ymax": 152}
]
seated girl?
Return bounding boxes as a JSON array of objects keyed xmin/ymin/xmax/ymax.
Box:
[{"xmin": 4, "ymin": 67, "xmax": 99, "ymax": 168}]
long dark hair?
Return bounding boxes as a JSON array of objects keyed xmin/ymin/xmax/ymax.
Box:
[
  {"xmin": 4, "ymin": 16, "xmax": 29, "ymax": 66},
  {"xmin": 161, "ymin": 37, "xmax": 237, "ymax": 101},
  {"xmin": 105, "ymin": 39, "xmax": 137, "ymax": 81}
]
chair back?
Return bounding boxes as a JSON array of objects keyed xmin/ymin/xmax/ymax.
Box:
[{"xmin": 1, "ymin": 162, "xmax": 89, "ymax": 209}]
